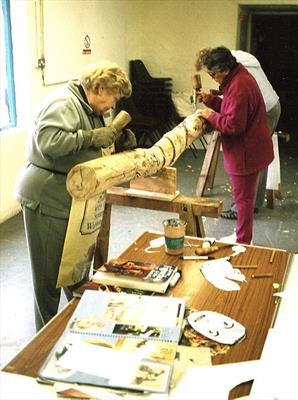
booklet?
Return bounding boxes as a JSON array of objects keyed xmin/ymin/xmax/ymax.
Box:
[
  {"xmin": 73, "ymin": 279, "xmax": 155, "ymax": 298},
  {"xmin": 38, "ymin": 290, "xmax": 186, "ymax": 394},
  {"xmin": 92, "ymin": 259, "xmax": 178, "ymax": 293}
]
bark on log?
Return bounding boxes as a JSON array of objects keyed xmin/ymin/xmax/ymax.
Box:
[{"xmin": 66, "ymin": 113, "xmax": 206, "ymax": 201}]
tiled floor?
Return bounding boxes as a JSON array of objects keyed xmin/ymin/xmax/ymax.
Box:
[{"xmin": 0, "ymin": 133, "xmax": 297, "ymax": 368}]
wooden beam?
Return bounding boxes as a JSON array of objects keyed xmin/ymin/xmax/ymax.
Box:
[{"xmin": 106, "ymin": 187, "xmax": 222, "ymax": 219}]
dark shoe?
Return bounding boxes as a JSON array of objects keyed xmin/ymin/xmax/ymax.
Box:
[
  {"xmin": 221, "ymin": 207, "xmax": 259, "ymax": 219},
  {"xmin": 221, "ymin": 209, "xmax": 237, "ymax": 220}
]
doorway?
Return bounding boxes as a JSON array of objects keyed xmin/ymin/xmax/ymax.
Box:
[{"xmin": 237, "ymin": 6, "xmax": 298, "ymax": 134}]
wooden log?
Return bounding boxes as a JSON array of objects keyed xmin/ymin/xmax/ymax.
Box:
[{"xmin": 66, "ymin": 113, "xmax": 206, "ymax": 200}]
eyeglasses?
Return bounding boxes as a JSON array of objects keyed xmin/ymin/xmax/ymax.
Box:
[{"xmin": 206, "ymin": 70, "xmax": 221, "ymax": 78}]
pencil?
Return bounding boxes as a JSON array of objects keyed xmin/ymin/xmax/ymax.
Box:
[
  {"xmin": 251, "ymin": 273, "xmax": 273, "ymax": 279},
  {"xmin": 180, "ymin": 255, "xmax": 213, "ymax": 260},
  {"xmin": 176, "ymin": 303, "xmax": 182, "ymax": 325},
  {"xmin": 269, "ymin": 250, "xmax": 276, "ymax": 263}
]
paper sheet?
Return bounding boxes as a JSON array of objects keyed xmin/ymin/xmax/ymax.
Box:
[
  {"xmin": 0, "ymin": 372, "xmax": 57, "ymax": 400},
  {"xmin": 57, "ymin": 193, "xmax": 105, "ymax": 287},
  {"xmin": 250, "ymin": 328, "xmax": 298, "ymax": 399},
  {"xmin": 169, "ymin": 360, "xmax": 259, "ymax": 400},
  {"xmin": 250, "ymin": 255, "xmax": 298, "ymax": 400}
]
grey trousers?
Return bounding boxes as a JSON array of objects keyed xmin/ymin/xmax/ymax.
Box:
[
  {"xmin": 255, "ymin": 100, "xmax": 281, "ymax": 208},
  {"xmin": 22, "ymin": 206, "xmax": 74, "ymax": 331}
]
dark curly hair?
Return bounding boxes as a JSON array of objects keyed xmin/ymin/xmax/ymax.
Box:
[{"xmin": 199, "ymin": 46, "xmax": 237, "ymax": 72}]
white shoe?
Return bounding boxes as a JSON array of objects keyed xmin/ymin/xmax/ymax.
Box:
[
  {"xmin": 219, "ymin": 232, "xmax": 237, "ymax": 244},
  {"xmin": 219, "ymin": 232, "xmax": 253, "ymax": 245}
]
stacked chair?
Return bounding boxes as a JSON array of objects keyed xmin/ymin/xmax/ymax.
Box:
[{"xmin": 116, "ymin": 59, "xmax": 183, "ymax": 148}]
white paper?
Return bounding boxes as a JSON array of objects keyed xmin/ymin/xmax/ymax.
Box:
[
  {"xmin": 250, "ymin": 328, "xmax": 298, "ymax": 399},
  {"xmin": 57, "ymin": 342, "xmax": 128, "ymax": 378},
  {"xmin": 170, "ymin": 360, "xmax": 259, "ymax": 400},
  {"xmin": 250, "ymin": 254, "xmax": 298, "ymax": 399},
  {"xmin": 200, "ymin": 259, "xmax": 246, "ymax": 291},
  {"xmin": 0, "ymin": 372, "xmax": 57, "ymax": 400},
  {"xmin": 187, "ymin": 311, "xmax": 246, "ymax": 345}
]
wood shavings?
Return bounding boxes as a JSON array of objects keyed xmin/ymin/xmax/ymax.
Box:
[{"xmin": 179, "ymin": 309, "xmax": 230, "ymax": 357}]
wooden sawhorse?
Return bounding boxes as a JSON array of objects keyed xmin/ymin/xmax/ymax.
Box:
[
  {"xmin": 94, "ymin": 186, "xmax": 222, "ymax": 267},
  {"xmin": 196, "ymin": 130, "xmax": 284, "ymax": 209},
  {"xmin": 195, "ymin": 130, "xmax": 221, "ymax": 197}
]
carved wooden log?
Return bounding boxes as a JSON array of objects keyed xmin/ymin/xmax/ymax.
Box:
[{"xmin": 66, "ymin": 113, "xmax": 206, "ymax": 201}]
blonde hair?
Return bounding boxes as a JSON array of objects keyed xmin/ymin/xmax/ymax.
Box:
[{"xmin": 80, "ymin": 60, "xmax": 132, "ymax": 97}]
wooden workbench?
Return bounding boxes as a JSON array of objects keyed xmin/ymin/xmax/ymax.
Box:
[{"xmin": 2, "ymin": 231, "xmax": 291, "ymax": 399}]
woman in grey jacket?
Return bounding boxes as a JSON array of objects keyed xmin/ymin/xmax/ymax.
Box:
[{"xmin": 15, "ymin": 60, "xmax": 134, "ymax": 331}]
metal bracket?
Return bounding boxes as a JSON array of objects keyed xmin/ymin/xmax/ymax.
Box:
[{"xmin": 37, "ymin": 58, "xmax": 45, "ymax": 69}]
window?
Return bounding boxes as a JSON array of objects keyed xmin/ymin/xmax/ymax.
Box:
[{"xmin": 0, "ymin": 0, "xmax": 16, "ymax": 130}]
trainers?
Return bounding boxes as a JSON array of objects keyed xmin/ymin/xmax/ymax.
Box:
[
  {"xmin": 219, "ymin": 232, "xmax": 253, "ymax": 245},
  {"xmin": 221, "ymin": 203, "xmax": 237, "ymax": 220},
  {"xmin": 221, "ymin": 209, "xmax": 237, "ymax": 220},
  {"xmin": 221, "ymin": 206, "xmax": 259, "ymax": 219},
  {"xmin": 219, "ymin": 232, "xmax": 237, "ymax": 244}
]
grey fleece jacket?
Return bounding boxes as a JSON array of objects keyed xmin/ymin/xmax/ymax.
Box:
[
  {"xmin": 15, "ymin": 81, "xmax": 106, "ymax": 218},
  {"xmin": 231, "ymin": 50, "xmax": 279, "ymax": 112}
]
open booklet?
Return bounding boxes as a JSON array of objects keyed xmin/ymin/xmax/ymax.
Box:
[{"xmin": 38, "ymin": 290, "xmax": 186, "ymax": 394}]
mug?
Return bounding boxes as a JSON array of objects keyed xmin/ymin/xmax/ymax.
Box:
[{"xmin": 163, "ymin": 218, "xmax": 187, "ymax": 255}]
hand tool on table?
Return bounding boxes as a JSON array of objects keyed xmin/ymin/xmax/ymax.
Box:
[
  {"xmin": 195, "ymin": 243, "xmax": 233, "ymax": 256},
  {"xmin": 180, "ymin": 255, "xmax": 214, "ymax": 260}
]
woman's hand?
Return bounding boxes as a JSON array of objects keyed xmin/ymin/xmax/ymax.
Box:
[
  {"xmin": 115, "ymin": 129, "xmax": 137, "ymax": 152},
  {"xmin": 197, "ymin": 107, "xmax": 215, "ymax": 119},
  {"xmin": 195, "ymin": 90, "xmax": 211, "ymax": 103}
]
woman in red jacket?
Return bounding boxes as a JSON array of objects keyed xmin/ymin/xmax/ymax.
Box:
[{"xmin": 195, "ymin": 46, "xmax": 274, "ymax": 244}]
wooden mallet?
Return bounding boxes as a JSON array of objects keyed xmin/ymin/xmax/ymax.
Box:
[
  {"xmin": 110, "ymin": 110, "xmax": 132, "ymax": 131},
  {"xmin": 192, "ymin": 74, "xmax": 202, "ymax": 107}
]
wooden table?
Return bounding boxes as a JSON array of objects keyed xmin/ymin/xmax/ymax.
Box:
[{"xmin": 2, "ymin": 231, "xmax": 291, "ymax": 399}]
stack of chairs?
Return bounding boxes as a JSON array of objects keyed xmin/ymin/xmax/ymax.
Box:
[
  {"xmin": 116, "ymin": 59, "xmax": 183, "ymax": 148},
  {"xmin": 115, "ymin": 96, "xmax": 163, "ymax": 146}
]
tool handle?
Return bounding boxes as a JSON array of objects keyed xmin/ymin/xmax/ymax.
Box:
[
  {"xmin": 195, "ymin": 245, "xmax": 219, "ymax": 255},
  {"xmin": 110, "ymin": 110, "xmax": 132, "ymax": 131},
  {"xmin": 192, "ymin": 74, "xmax": 202, "ymax": 90},
  {"xmin": 191, "ymin": 74, "xmax": 202, "ymax": 108}
]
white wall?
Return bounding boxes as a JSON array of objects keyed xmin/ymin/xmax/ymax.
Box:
[
  {"xmin": 0, "ymin": 0, "xmax": 128, "ymax": 223},
  {"xmin": 129, "ymin": 0, "xmax": 237, "ymax": 91},
  {"xmin": 0, "ymin": 129, "xmax": 28, "ymax": 222},
  {"xmin": 41, "ymin": 0, "xmax": 127, "ymax": 85},
  {"xmin": 1, "ymin": 0, "xmax": 298, "ymax": 223}
]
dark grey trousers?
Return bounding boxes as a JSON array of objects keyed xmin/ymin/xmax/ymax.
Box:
[{"xmin": 22, "ymin": 206, "xmax": 73, "ymax": 331}]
